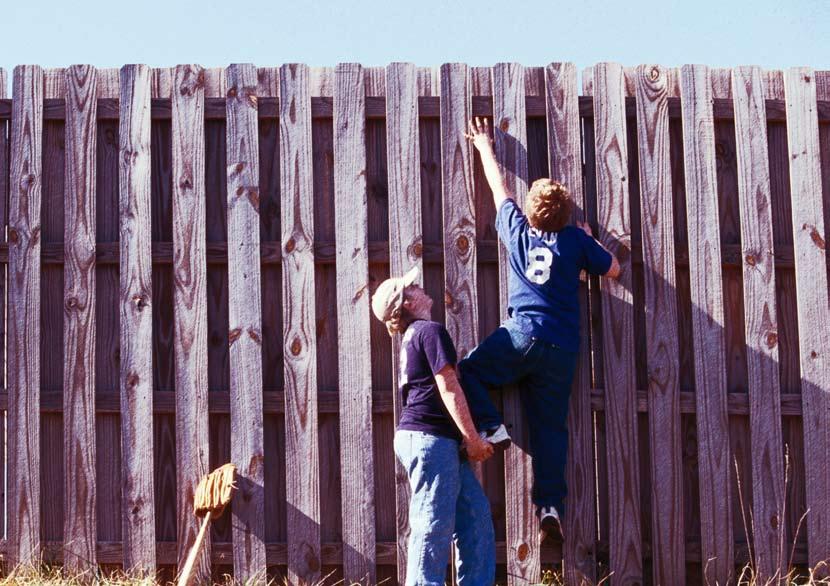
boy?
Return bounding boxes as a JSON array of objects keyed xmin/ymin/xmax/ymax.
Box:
[
  {"xmin": 460, "ymin": 117, "xmax": 621, "ymax": 540},
  {"xmin": 371, "ymin": 266, "xmax": 496, "ymax": 585}
]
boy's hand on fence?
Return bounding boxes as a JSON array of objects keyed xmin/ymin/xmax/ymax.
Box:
[
  {"xmin": 464, "ymin": 117, "xmax": 494, "ymax": 153},
  {"xmin": 464, "ymin": 436, "xmax": 495, "ymax": 462}
]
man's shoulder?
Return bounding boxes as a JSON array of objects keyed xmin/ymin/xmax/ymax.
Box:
[{"xmin": 412, "ymin": 320, "xmax": 447, "ymax": 336}]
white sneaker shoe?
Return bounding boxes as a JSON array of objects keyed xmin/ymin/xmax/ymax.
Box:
[
  {"xmin": 479, "ymin": 424, "xmax": 512, "ymax": 450},
  {"xmin": 538, "ymin": 506, "xmax": 564, "ymax": 542}
]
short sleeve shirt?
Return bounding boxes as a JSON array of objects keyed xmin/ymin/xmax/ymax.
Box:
[
  {"xmin": 397, "ymin": 320, "xmax": 462, "ymax": 440},
  {"xmin": 495, "ymin": 199, "xmax": 612, "ymax": 351}
]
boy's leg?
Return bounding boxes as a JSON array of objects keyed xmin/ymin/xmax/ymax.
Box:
[
  {"xmin": 519, "ymin": 345, "xmax": 578, "ymax": 514},
  {"xmin": 458, "ymin": 322, "xmax": 535, "ymax": 432},
  {"xmin": 453, "ymin": 459, "xmax": 496, "ymax": 585},
  {"xmin": 393, "ymin": 429, "xmax": 461, "ymax": 586}
]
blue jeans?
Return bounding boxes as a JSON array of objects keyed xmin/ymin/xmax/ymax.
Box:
[
  {"xmin": 393, "ymin": 430, "xmax": 496, "ymax": 586},
  {"xmin": 458, "ymin": 319, "xmax": 578, "ymax": 514}
]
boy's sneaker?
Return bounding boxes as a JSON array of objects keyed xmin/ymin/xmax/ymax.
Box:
[
  {"xmin": 538, "ymin": 506, "xmax": 564, "ymax": 542},
  {"xmin": 480, "ymin": 424, "xmax": 512, "ymax": 450}
]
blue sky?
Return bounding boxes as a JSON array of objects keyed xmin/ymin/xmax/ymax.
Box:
[{"xmin": 2, "ymin": 0, "xmax": 828, "ymax": 76}]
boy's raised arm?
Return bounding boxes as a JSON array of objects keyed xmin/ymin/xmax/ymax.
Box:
[{"xmin": 465, "ymin": 117, "xmax": 513, "ymax": 210}]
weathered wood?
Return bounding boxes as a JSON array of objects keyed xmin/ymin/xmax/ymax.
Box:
[
  {"xmin": 546, "ymin": 61, "xmax": 598, "ymax": 585},
  {"xmin": 171, "ymin": 64, "xmax": 211, "ymax": 582},
  {"xmin": 440, "ymin": 63, "xmax": 479, "ymax": 359},
  {"xmin": 7, "ymin": 64, "xmax": 43, "ymax": 568},
  {"xmin": 678, "ymin": 64, "xmax": 735, "ymax": 584},
  {"xmin": 63, "ymin": 64, "xmax": 98, "ymax": 574},
  {"xmin": 591, "ymin": 62, "xmax": 643, "ymax": 585},
  {"xmin": 492, "ymin": 62, "xmax": 541, "ymax": 586},
  {"xmin": 118, "ymin": 63, "xmax": 156, "ymax": 574},
  {"xmin": 225, "ymin": 62, "xmax": 267, "ymax": 582},
  {"xmin": 0, "ymin": 68, "xmax": 5, "ymax": 542},
  {"xmin": 634, "ymin": 64, "xmax": 686, "ymax": 585},
  {"xmin": 784, "ymin": 67, "xmax": 830, "ymax": 573},
  {"xmin": 279, "ymin": 63, "xmax": 322, "ymax": 584},
  {"xmin": 732, "ymin": 66, "xmax": 787, "ymax": 583},
  {"xmin": 333, "ymin": 62, "xmax": 376, "ymax": 584},
  {"xmin": 385, "ymin": 61, "xmax": 422, "ymax": 586}
]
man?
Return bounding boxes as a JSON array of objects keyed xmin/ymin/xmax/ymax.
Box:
[
  {"xmin": 372, "ymin": 266, "xmax": 496, "ymax": 585},
  {"xmin": 460, "ymin": 117, "xmax": 621, "ymax": 540}
]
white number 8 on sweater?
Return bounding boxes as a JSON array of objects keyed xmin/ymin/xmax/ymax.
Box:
[{"xmin": 525, "ymin": 246, "xmax": 553, "ymax": 284}]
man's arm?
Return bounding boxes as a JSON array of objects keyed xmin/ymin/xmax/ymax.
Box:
[
  {"xmin": 434, "ymin": 365, "xmax": 494, "ymax": 462},
  {"xmin": 465, "ymin": 117, "xmax": 512, "ymax": 210}
]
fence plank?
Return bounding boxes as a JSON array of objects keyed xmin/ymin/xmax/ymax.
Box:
[
  {"xmin": 118, "ymin": 63, "xmax": 156, "ymax": 574},
  {"xmin": 590, "ymin": 62, "xmax": 643, "ymax": 585},
  {"xmin": 63, "ymin": 64, "xmax": 98, "ymax": 574},
  {"xmin": 732, "ymin": 66, "xmax": 787, "ymax": 582},
  {"xmin": 491, "ymin": 62, "xmax": 541, "ymax": 586},
  {"xmin": 0, "ymin": 69, "xmax": 5, "ymax": 544},
  {"xmin": 279, "ymin": 63, "xmax": 322, "ymax": 584},
  {"xmin": 171, "ymin": 64, "xmax": 211, "ymax": 582},
  {"xmin": 225, "ymin": 62, "xmax": 267, "ymax": 582},
  {"xmin": 385, "ymin": 61, "xmax": 421, "ymax": 586},
  {"xmin": 333, "ymin": 62, "xmax": 376, "ymax": 584},
  {"xmin": 545, "ymin": 61, "xmax": 598, "ymax": 584},
  {"xmin": 784, "ymin": 67, "xmax": 830, "ymax": 573},
  {"xmin": 678, "ymin": 64, "xmax": 735, "ymax": 584},
  {"xmin": 440, "ymin": 63, "xmax": 479, "ymax": 366},
  {"xmin": 634, "ymin": 64, "xmax": 686, "ymax": 585},
  {"xmin": 7, "ymin": 64, "xmax": 43, "ymax": 568}
]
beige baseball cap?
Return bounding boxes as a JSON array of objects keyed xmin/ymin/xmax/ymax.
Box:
[{"xmin": 371, "ymin": 266, "xmax": 420, "ymax": 323}]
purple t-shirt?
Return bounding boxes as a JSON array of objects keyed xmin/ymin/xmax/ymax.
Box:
[{"xmin": 397, "ymin": 320, "xmax": 461, "ymax": 440}]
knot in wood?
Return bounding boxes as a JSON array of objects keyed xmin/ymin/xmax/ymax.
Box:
[
  {"xmin": 227, "ymin": 87, "xmax": 238, "ymax": 98},
  {"xmin": 284, "ymin": 238, "xmax": 296, "ymax": 253},
  {"xmin": 8, "ymin": 228, "xmax": 19, "ymax": 244},
  {"xmin": 649, "ymin": 66, "xmax": 661, "ymax": 81},
  {"xmin": 248, "ymin": 328, "xmax": 262, "ymax": 345},
  {"xmin": 290, "ymin": 337, "xmax": 302, "ymax": 356},
  {"xmin": 803, "ymin": 223, "xmax": 826, "ymax": 250},
  {"xmin": 456, "ymin": 234, "xmax": 470, "ymax": 253},
  {"xmin": 179, "ymin": 175, "xmax": 193, "ymax": 191},
  {"xmin": 410, "ymin": 241, "xmax": 423, "ymax": 259},
  {"xmin": 810, "ymin": 350, "xmax": 818, "ymax": 359},
  {"xmin": 132, "ymin": 294, "xmax": 148, "ymax": 311},
  {"xmin": 234, "ymin": 162, "xmax": 246, "ymax": 174},
  {"xmin": 516, "ymin": 542, "xmax": 530, "ymax": 561},
  {"xmin": 20, "ymin": 173, "xmax": 36, "ymax": 190},
  {"xmin": 765, "ymin": 330, "xmax": 778, "ymax": 349},
  {"xmin": 228, "ymin": 327, "xmax": 243, "ymax": 344},
  {"xmin": 499, "ymin": 117, "xmax": 511, "ymax": 132},
  {"xmin": 745, "ymin": 253, "xmax": 756, "ymax": 266},
  {"xmin": 126, "ymin": 371, "xmax": 140, "ymax": 390},
  {"xmin": 65, "ymin": 296, "xmax": 79, "ymax": 310},
  {"xmin": 123, "ymin": 149, "xmax": 139, "ymax": 165},
  {"xmin": 770, "ymin": 513, "xmax": 779, "ymax": 529}
]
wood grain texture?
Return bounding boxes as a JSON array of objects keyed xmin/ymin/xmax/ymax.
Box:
[
  {"xmin": 439, "ymin": 63, "xmax": 479, "ymax": 361},
  {"xmin": 546, "ymin": 61, "xmax": 598, "ymax": 585},
  {"xmin": 118, "ymin": 63, "xmax": 156, "ymax": 574},
  {"xmin": 333, "ymin": 62, "xmax": 376, "ymax": 584},
  {"xmin": 784, "ymin": 67, "xmax": 830, "ymax": 573},
  {"xmin": 492, "ymin": 62, "xmax": 541, "ymax": 586},
  {"xmin": 590, "ymin": 62, "xmax": 643, "ymax": 585},
  {"xmin": 634, "ymin": 64, "xmax": 686, "ymax": 585},
  {"xmin": 678, "ymin": 64, "xmax": 735, "ymax": 584},
  {"xmin": 279, "ymin": 63, "xmax": 322, "ymax": 584},
  {"xmin": 385, "ymin": 62, "xmax": 422, "ymax": 586},
  {"xmin": 0, "ymin": 69, "xmax": 6, "ymax": 542},
  {"xmin": 732, "ymin": 66, "xmax": 787, "ymax": 583},
  {"xmin": 7, "ymin": 64, "xmax": 43, "ymax": 568},
  {"xmin": 171, "ymin": 64, "xmax": 211, "ymax": 582},
  {"xmin": 225, "ymin": 63, "xmax": 267, "ymax": 582},
  {"xmin": 63, "ymin": 64, "xmax": 98, "ymax": 574}
]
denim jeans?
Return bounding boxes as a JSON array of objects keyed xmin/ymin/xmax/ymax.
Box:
[
  {"xmin": 393, "ymin": 429, "xmax": 496, "ymax": 586},
  {"xmin": 458, "ymin": 318, "xmax": 578, "ymax": 514}
]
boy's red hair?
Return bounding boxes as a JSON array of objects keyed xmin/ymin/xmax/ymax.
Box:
[{"xmin": 524, "ymin": 178, "xmax": 573, "ymax": 233}]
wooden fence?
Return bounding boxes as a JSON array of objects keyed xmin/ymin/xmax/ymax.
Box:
[{"xmin": 0, "ymin": 62, "xmax": 828, "ymax": 586}]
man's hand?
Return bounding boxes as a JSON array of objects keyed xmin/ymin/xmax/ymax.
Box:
[
  {"xmin": 464, "ymin": 436, "xmax": 495, "ymax": 462},
  {"xmin": 464, "ymin": 117, "xmax": 494, "ymax": 154}
]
